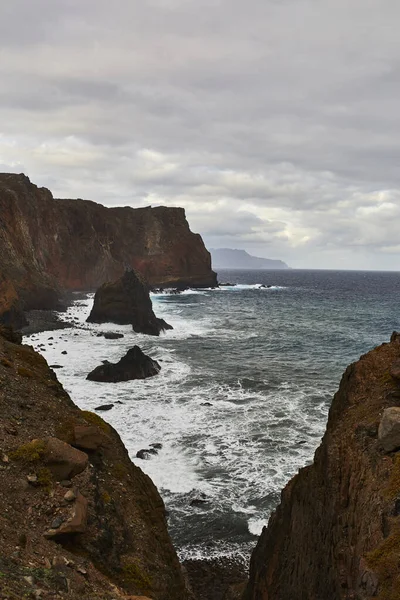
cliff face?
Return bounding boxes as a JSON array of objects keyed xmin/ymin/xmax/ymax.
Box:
[
  {"xmin": 0, "ymin": 173, "xmax": 216, "ymax": 326},
  {"xmin": 245, "ymin": 334, "xmax": 400, "ymax": 600},
  {"xmin": 0, "ymin": 326, "xmax": 189, "ymax": 599}
]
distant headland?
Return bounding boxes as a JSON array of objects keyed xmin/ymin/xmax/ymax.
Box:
[{"xmin": 211, "ymin": 248, "xmax": 290, "ymax": 270}]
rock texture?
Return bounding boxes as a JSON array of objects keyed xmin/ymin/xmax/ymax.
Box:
[
  {"xmin": 0, "ymin": 328, "xmax": 189, "ymax": 599},
  {"xmin": 244, "ymin": 334, "xmax": 400, "ymax": 600},
  {"xmin": 0, "ymin": 173, "xmax": 217, "ymax": 328},
  {"xmin": 87, "ymin": 269, "xmax": 170, "ymax": 336},
  {"xmin": 87, "ymin": 346, "xmax": 161, "ymax": 382},
  {"xmin": 378, "ymin": 407, "xmax": 400, "ymax": 452}
]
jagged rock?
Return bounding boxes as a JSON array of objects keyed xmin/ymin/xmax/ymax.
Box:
[
  {"xmin": 72, "ymin": 425, "xmax": 109, "ymax": 451},
  {"xmin": 43, "ymin": 438, "xmax": 88, "ymax": 481},
  {"xmin": 378, "ymin": 407, "xmax": 400, "ymax": 452},
  {"xmin": 87, "ymin": 346, "xmax": 160, "ymax": 383},
  {"xmin": 244, "ymin": 336, "xmax": 400, "ymax": 600},
  {"xmin": 87, "ymin": 270, "xmax": 172, "ymax": 336},
  {"xmin": 0, "ymin": 173, "xmax": 216, "ymax": 329},
  {"xmin": 45, "ymin": 492, "xmax": 88, "ymax": 537},
  {"xmin": 0, "ymin": 324, "xmax": 189, "ymax": 599}
]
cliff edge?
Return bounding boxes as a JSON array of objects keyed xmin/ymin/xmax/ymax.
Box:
[
  {"xmin": 0, "ymin": 173, "xmax": 216, "ymax": 328},
  {"xmin": 245, "ymin": 333, "xmax": 400, "ymax": 600},
  {"xmin": 0, "ymin": 326, "xmax": 190, "ymax": 599}
]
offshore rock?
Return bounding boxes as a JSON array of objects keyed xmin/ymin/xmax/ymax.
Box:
[
  {"xmin": 87, "ymin": 270, "xmax": 170, "ymax": 336},
  {"xmin": 87, "ymin": 346, "xmax": 160, "ymax": 383},
  {"xmin": 244, "ymin": 334, "xmax": 400, "ymax": 600},
  {"xmin": 0, "ymin": 173, "xmax": 217, "ymax": 328},
  {"xmin": 0, "ymin": 326, "xmax": 189, "ymax": 599}
]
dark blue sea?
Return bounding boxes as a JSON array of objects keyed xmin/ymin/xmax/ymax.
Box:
[{"xmin": 28, "ymin": 269, "xmax": 400, "ymax": 562}]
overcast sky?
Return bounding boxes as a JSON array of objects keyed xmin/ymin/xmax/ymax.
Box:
[{"xmin": 1, "ymin": 0, "xmax": 400, "ymax": 269}]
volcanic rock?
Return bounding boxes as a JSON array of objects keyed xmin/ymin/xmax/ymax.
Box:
[
  {"xmin": 244, "ymin": 334, "xmax": 400, "ymax": 600},
  {"xmin": 0, "ymin": 321, "xmax": 189, "ymax": 598},
  {"xmin": 378, "ymin": 407, "xmax": 400, "ymax": 452},
  {"xmin": 87, "ymin": 346, "xmax": 160, "ymax": 383},
  {"xmin": 45, "ymin": 492, "xmax": 88, "ymax": 537},
  {"xmin": 43, "ymin": 438, "xmax": 89, "ymax": 481},
  {"xmin": 71, "ymin": 424, "xmax": 109, "ymax": 451},
  {"xmin": 87, "ymin": 270, "xmax": 171, "ymax": 336},
  {"xmin": 0, "ymin": 173, "xmax": 216, "ymax": 328},
  {"xmin": 389, "ymin": 359, "xmax": 400, "ymax": 380}
]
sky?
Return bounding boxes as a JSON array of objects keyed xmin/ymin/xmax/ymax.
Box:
[{"xmin": 1, "ymin": 0, "xmax": 400, "ymax": 270}]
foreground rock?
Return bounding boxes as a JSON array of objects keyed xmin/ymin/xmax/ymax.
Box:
[
  {"xmin": 87, "ymin": 346, "xmax": 161, "ymax": 382},
  {"xmin": 0, "ymin": 328, "xmax": 189, "ymax": 599},
  {"xmin": 244, "ymin": 334, "xmax": 400, "ymax": 600},
  {"xmin": 0, "ymin": 173, "xmax": 217, "ymax": 328},
  {"xmin": 87, "ymin": 270, "xmax": 171, "ymax": 336}
]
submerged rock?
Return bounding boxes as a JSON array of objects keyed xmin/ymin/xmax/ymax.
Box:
[
  {"xmin": 87, "ymin": 270, "xmax": 172, "ymax": 336},
  {"xmin": 87, "ymin": 346, "xmax": 160, "ymax": 383},
  {"xmin": 103, "ymin": 332, "xmax": 124, "ymax": 340}
]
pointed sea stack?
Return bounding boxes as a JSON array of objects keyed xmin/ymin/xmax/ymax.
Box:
[{"xmin": 87, "ymin": 269, "xmax": 171, "ymax": 336}]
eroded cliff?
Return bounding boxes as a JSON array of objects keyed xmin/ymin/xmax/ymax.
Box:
[
  {"xmin": 0, "ymin": 325, "xmax": 190, "ymax": 599},
  {"xmin": 245, "ymin": 333, "xmax": 400, "ymax": 600},
  {"xmin": 0, "ymin": 173, "xmax": 216, "ymax": 327}
]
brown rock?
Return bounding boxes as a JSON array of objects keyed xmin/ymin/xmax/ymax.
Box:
[
  {"xmin": 389, "ymin": 359, "xmax": 400, "ymax": 380},
  {"xmin": 72, "ymin": 424, "xmax": 109, "ymax": 451},
  {"xmin": 43, "ymin": 438, "xmax": 88, "ymax": 481},
  {"xmin": 244, "ymin": 335, "xmax": 400, "ymax": 600},
  {"xmin": 64, "ymin": 489, "xmax": 76, "ymax": 502},
  {"xmin": 45, "ymin": 492, "xmax": 88, "ymax": 537},
  {"xmin": 378, "ymin": 407, "xmax": 400, "ymax": 452},
  {"xmin": 0, "ymin": 173, "xmax": 216, "ymax": 328}
]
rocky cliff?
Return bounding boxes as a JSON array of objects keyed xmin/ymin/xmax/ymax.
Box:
[
  {"xmin": 0, "ymin": 173, "xmax": 217, "ymax": 328},
  {"xmin": 244, "ymin": 333, "xmax": 400, "ymax": 600},
  {"xmin": 0, "ymin": 325, "xmax": 190, "ymax": 599}
]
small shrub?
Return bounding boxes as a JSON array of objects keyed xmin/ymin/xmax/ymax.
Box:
[
  {"xmin": 10, "ymin": 439, "xmax": 46, "ymax": 463},
  {"xmin": 121, "ymin": 562, "xmax": 152, "ymax": 591}
]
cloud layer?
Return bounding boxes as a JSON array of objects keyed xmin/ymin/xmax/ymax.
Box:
[{"xmin": 1, "ymin": 0, "xmax": 400, "ymax": 268}]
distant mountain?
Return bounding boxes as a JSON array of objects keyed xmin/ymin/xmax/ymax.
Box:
[{"xmin": 210, "ymin": 248, "xmax": 289, "ymax": 270}]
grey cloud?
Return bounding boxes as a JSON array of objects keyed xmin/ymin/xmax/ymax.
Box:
[{"xmin": 1, "ymin": 0, "xmax": 400, "ymax": 268}]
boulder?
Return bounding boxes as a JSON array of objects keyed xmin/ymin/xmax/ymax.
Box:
[
  {"xmin": 87, "ymin": 270, "xmax": 172, "ymax": 336},
  {"xmin": 43, "ymin": 438, "xmax": 89, "ymax": 480},
  {"xmin": 87, "ymin": 346, "xmax": 161, "ymax": 383},
  {"xmin": 378, "ymin": 407, "xmax": 400, "ymax": 452},
  {"xmin": 45, "ymin": 492, "xmax": 88, "ymax": 537},
  {"xmin": 72, "ymin": 425, "xmax": 109, "ymax": 451}
]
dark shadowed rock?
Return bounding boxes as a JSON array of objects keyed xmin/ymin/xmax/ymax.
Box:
[
  {"xmin": 87, "ymin": 270, "xmax": 172, "ymax": 336},
  {"xmin": 95, "ymin": 404, "xmax": 114, "ymax": 411},
  {"xmin": 87, "ymin": 346, "xmax": 160, "ymax": 383},
  {"xmin": 103, "ymin": 332, "xmax": 124, "ymax": 339}
]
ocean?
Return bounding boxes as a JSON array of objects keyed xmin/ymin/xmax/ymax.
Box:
[{"xmin": 27, "ymin": 269, "xmax": 400, "ymax": 563}]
